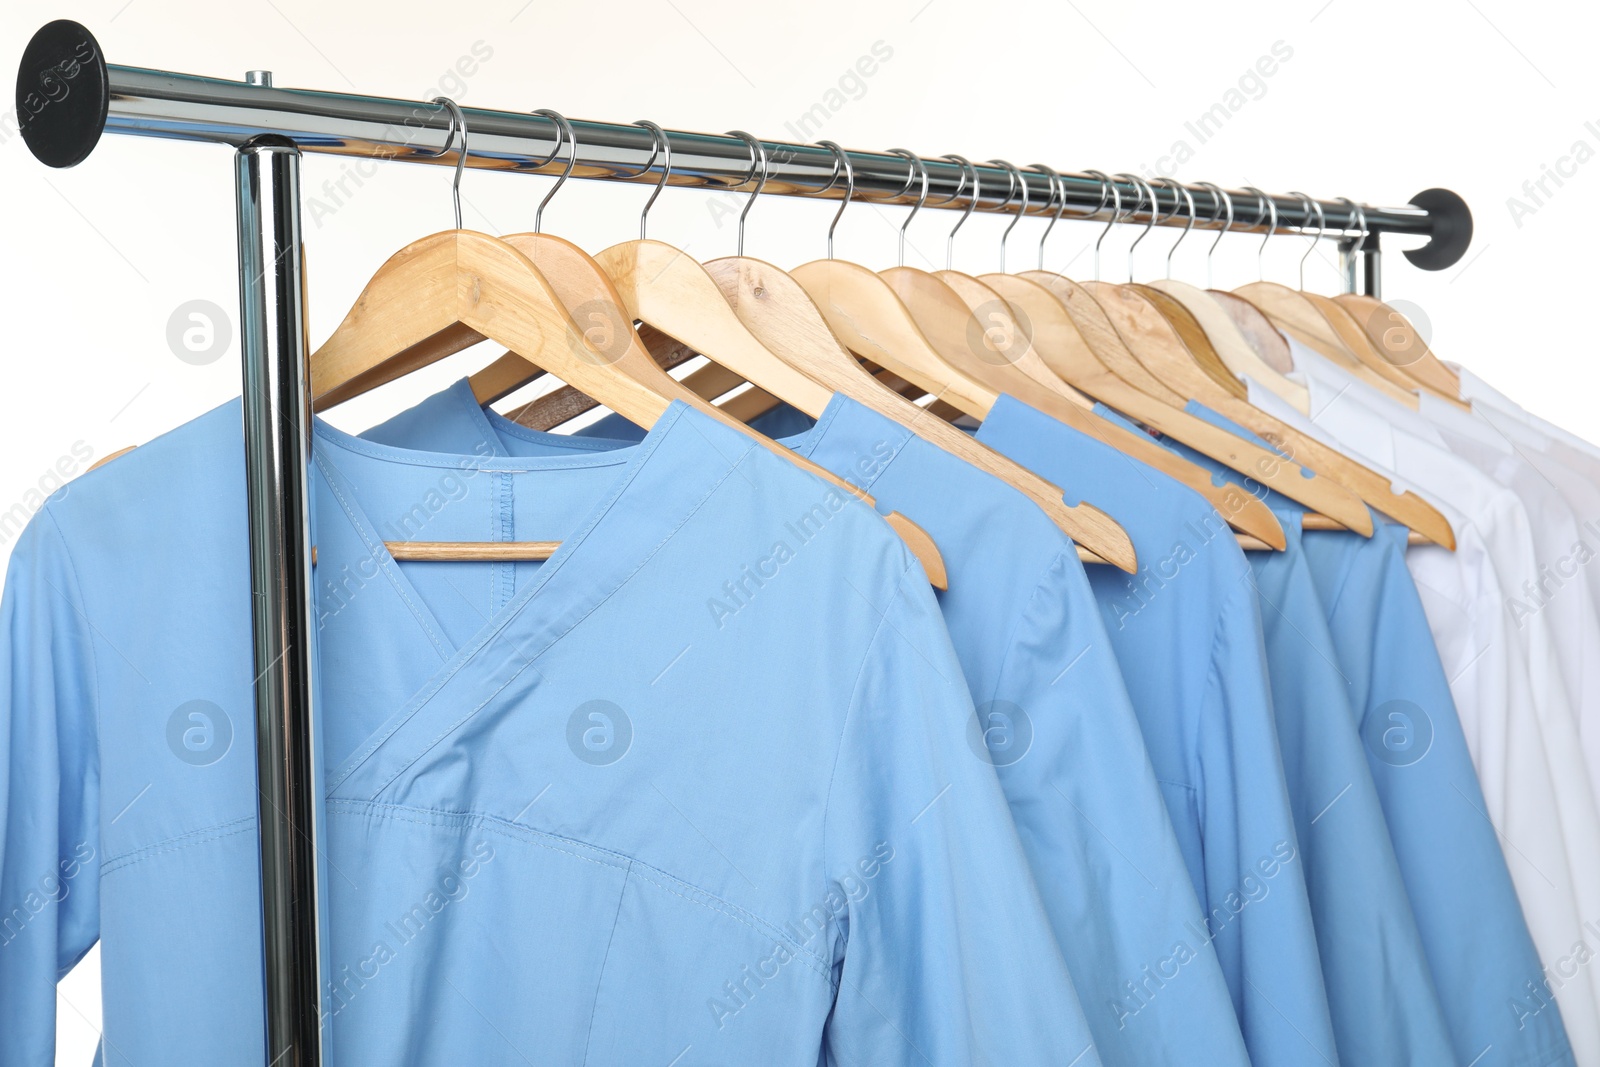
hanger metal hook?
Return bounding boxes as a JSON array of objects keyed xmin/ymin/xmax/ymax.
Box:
[
  {"xmin": 1116, "ymin": 172, "xmax": 1162, "ymax": 282},
  {"xmin": 1195, "ymin": 181, "xmax": 1232, "ymax": 288},
  {"xmin": 940, "ymin": 154, "xmax": 979, "ymax": 271},
  {"xmin": 1152, "ymin": 178, "xmax": 1196, "ymax": 279},
  {"xmin": 1083, "ymin": 170, "xmax": 1123, "ymax": 282},
  {"xmin": 1334, "ymin": 195, "xmax": 1369, "ymax": 252},
  {"xmin": 816, "ymin": 140, "xmax": 855, "ymax": 260},
  {"xmin": 727, "ymin": 130, "xmax": 769, "ymax": 257},
  {"xmin": 888, "ymin": 149, "xmax": 929, "ymax": 267},
  {"xmin": 1241, "ymin": 186, "xmax": 1277, "ymax": 282},
  {"xmin": 991, "ymin": 160, "xmax": 1030, "ymax": 273},
  {"xmin": 428, "ymin": 96, "xmax": 468, "ymax": 229},
  {"xmin": 531, "ymin": 108, "xmax": 576, "ymax": 235},
  {"xmin": 633, "ymin": 120, "xmax": 671, "ymax": 240},
  {"xmin": 1288, "ymin": 191, "xmax": 1324, "ymax": 289},
  {"xmin": 1028, "ymin": 164, "xmax": 1065, "ymax": 271},
  {"xmin": 1116, "ymin": 173, "xmax": 1160, "ymax": 281}
]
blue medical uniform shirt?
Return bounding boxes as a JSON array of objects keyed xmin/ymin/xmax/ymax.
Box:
[
  {"xmin": 1120, "ymin": 402, "xmax": 1457, "ymax": 1065},
  {"xmin": 364, "ymin": 381, "xmax": 1252, "ymax": 1066},
  {"xmin": 0, "ymin": 398, "xmax": 1100, "ymax": 1066},
  {"xmin": 1185, "ymin": 404, "xmax": 1576, "ymax": 1067},
  {"xmin": 972, "ymin": 394, "xmax": 1338, "ymax": 1067}
]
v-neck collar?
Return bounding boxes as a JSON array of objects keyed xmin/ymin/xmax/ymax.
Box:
[{"xmin": 315, "ymin": 399, "xmax": 757, "ymax": 795}]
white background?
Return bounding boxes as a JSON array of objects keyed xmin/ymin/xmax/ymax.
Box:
[{"xmin": 1, "ymin": 0, "xmax": 1595, "ymax": 1060}]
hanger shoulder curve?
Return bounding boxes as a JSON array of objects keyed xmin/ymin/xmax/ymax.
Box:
[
  {"xmin": 311, "ymin": 229, "xmax": 670, "ymax": 426},
  {"xmin": 983, "ymin": 272, "xmax": 1287, "ymax": 550},
  {"xmin": 790, "ymin": 259, "xmax": 999, "ymax": 417},
  {"xmin": 594, "ymin": 239, "xmax": 836, "ymax": 419},
  {"xmin": 1149, "ymin": 279, "xmax": 1310, "ymax": 412},
  {"xmin": 706, "ymin": 256, "xmax": 1141, "ymax": 564},
  {"xmin": 1302, "ymin": 292, "xmax": 1436, "ymax": 407},
  {"xmin": 1332, "ymin": 293, "xmax": 1467, "ymax": 404},
  {"xmin": 782, "ymin": 259, "xmax": 1135, "ymax": 571}
]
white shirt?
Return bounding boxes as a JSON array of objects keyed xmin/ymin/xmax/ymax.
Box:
[
  {"xmin": 1259, "ymin": 342, "xmax": 1600, "ymax": 1060},
  {"xmin": 1417, "ymin": 392, "xmax": 1600, "ymax": 815}
]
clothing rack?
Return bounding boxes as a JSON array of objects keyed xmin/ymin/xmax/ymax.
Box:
[{"xmin": 13, "ymin": 18, "xmax": 1474, "ymax": 1067}]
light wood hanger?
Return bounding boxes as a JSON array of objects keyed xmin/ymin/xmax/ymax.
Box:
[
  {"xmin": 984, "ymin": 270, "xmax": 1283, "ymax": 550},
  {"xmin": 869, "ymin": 155, "xmax": 1277, "ymax": 551},
  {"xmin": 1305, "ymin": 292, "xmax": 1455, "ymax": 405},
  {"xmin": 1089, "ymin": 280, "xmax": 1463, "ymax": 545},
  {"xmin": 1333, "ymin": 293, "xmax": 1463, "ymax": 399},
  {"xmin": 707, "ymin": 147, "xmax": 1132, "ymax": 575},
  {"xmin": 1219, "ymin": 190, "xmax": 1415, "ymax": 409},
  {"xmin": 670, "ymin": 142, "xmax": 1134, "ymax": 564},
  {"xmin": 1150, "ymin": 280, "xmax": 1311, "ymax": 413},
  {"xmin": 1207, "ymin": 289, "xmax": 1298, "ymax": 374},
  {"xmin": 932, "ymin": 230, "xmax": 1286, "ymax": 549},
  {"xmin": 1325, "ymin": 199, "xmax": 1464, "ymax": 402},
  {"xmin": 1099, "ymin": 180, "xmax": 1453, "ymax": 544},
  {"xmin": 702, "ymin": 254, "xmax": 1136, "ymax": 567},
  {"xmin": 311, "ymin": 110, "xmax": 946, "ymax": 583}
]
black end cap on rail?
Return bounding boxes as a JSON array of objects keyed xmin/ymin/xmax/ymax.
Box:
[
  {"xmin": 1402, "ymin": 188, "xmax": 1472, "ymax": 271},
  {"xmin": 15, "ymin": 20, "xmax": 109, "ymax": 168}
]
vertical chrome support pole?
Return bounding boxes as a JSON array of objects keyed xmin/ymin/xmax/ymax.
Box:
[
  {"xmin": 1340, "ymin": 233, "xmax": 1383, "ymax": 298},
  {"xmin": 1362, "ymin": 243, "xmax": 1383, "ymax": 299},
  {"xmin": 235, "ymin": 95, "xmax": 326, "ymax": 1067},
  {"xmin": 1339, "ymin": 239, "xmax": 1359, "ymax": 295}
]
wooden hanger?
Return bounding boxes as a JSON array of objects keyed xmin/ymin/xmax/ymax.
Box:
[
  {"xmin": 879, "ymin": 250, "xmax": 1261, "ymax": 553},
  {"xmin": 784, "ymin": 246, "xmax": 1138, "ymax": 568},
  {"xmin": 1233, "ymin": 281, "xmax": 1424, "ymax": 408},
  {"xmin": 1087, "ymin": 281, "xmax": 1460, "ymax": 546},
  {"xmin": 1011, "ymin": 268, "xmax": 1363, "ymax": 531},
  {"xmin": 775, "ymin": 152, "xmax": 1137, "ymax": 572},
  {"xmin": 1148, "ymin": 279, "xmax": 1311, "ymax": 413},
  {"xmin": 702, "ymin": 255, "xmax": 1138, "ymax": 567},
  {"xmin": 1333, "ymin": 292, "xmax": 1467, "ymax": 403},
  {"xmin": 1207, "ymin": 289, "xmax": 1299, "ymax": 374},
  {"xmin": 311, "ymin": 114, "xmax": 945, "ymax": 582},
  {"xmin": 931, "ymin": 263, "xmax": 1286, "ymax": 549},
  {"xmin": 1309, "ymin": 291, "xmax": 1440, "ymax": 404},
  {"xmin": 334, "ymin": 228, "xmax": 947, "ymax": 584},
  {"xmin": 840, "ymin": 157, "xmax": 1271, "ymax": 550},
  {"xmin": 625, "ymin": 137, "xmax": 1135, "ymax": 567},
  {"xmin": 1323, "ymin": 199, "xmax": 1464, "ymax": 402},
  {"xmin": 984, "ymin": 271, "xmax": 1292, "ymax": 549}
]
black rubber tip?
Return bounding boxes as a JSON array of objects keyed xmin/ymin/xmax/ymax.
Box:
[
  {"xmin": 15, "ymin": 20, "xmax": 109, "ymax": 168},
  {"xmin": 1402, "ymin": 188, "xmax": 1473, "ymax": 272}
]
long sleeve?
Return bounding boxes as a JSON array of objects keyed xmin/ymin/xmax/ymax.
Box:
[
  {"xmin": 822, "ymin": 561, "xmax": 1102, "ymax": 1067},
  {"xmin": 1195, "ymin": 580, "xmax": 1339, "ymax": 1066},
  {"xmin": 0, "ymin": 507, "xmax": 101, "ymax": 1066}
]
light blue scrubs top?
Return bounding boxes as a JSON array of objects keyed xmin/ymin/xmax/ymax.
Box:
[
  {"xmin": 363, "ymin": 381, "xmax": 1252, "ymax": 1066},
  {"xmin": 971, "ymin": 394, "xmax": 1338, "ymax": 1067},
  {"xmin": 0, "ymin": 398, "xmax": 1100, "ymax": 1065},
  {"xmin": 1123, "ymin": 402, "xmax": 1457, "ymax": 1065},
  {"xmin": 1181, "ymin": 403, "xmax": 1575, "ymax": 1067}
]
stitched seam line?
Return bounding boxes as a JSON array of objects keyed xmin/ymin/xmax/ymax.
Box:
[
  {"xmin": 579, "ymin": 866, "xmax": 631, "ymax": 1067},
  {"xmin": 327, "ymin": 799, "xmax": 830, "ymax": 976},
  {"xmin": 101, "ymin": 817, "xmax": 256, "ymax": 875}
]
